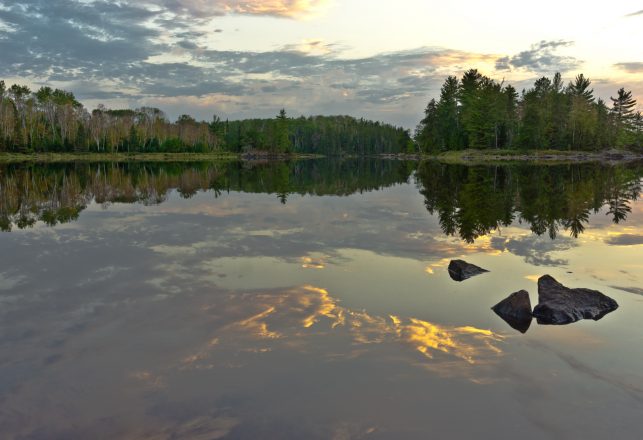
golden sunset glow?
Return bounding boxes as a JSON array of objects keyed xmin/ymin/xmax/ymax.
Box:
[
  {"xmin": 178, "ymin": 285, "xmax": 505, "ymax": 376},
  {"xmin": 219, "ymin": 0, "xmax": 331, "ymax": 18},
  {"xmin": 234, "ymin": 306, "xmax": 282, "ymax": 339},
  {"xmin": 301, "ymin": 256, "xmax": 326, "ymax": 269}
]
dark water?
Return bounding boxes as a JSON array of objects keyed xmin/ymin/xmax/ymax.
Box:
[{"xmin": 0, "ymin": 159, "xmax": 642, "ymax": 439}]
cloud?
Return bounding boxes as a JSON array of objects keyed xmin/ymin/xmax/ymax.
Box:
[
  {"xmin": 0, "ymin": 2, "xmax": 630, "ymax": 128},
  {"xmin": 281, "ymin": 39, "xmax": 339, "ymax": 56},
  {"xmin": 148, "ymin": 0, "xmax": 331, "ymax": 19},
  {"xmin": 0, "ymin": 1, "xmax": 465, "ymax": 126},
  {"xmin": 220, "ymin": 0, "xmax": 331, "ymax": 18},
  {"xmin": 614, "ymin": 62, "xmax": 643, "ymax": 74},
  {"xmin": 611, "ymin": 286, "xmax": 643, "ymax": 296},
  {"xmin": 490, "ymin": 235, "xmax": 576, "ymax": 266},
  {"xmin": 625, "ymin": 9, "xmax": 643, "ymax": 17},
  {"xmin": 495, "ymin": 40, "xmax": 581, "ymax": 73},
  {"xmin": 604, "ymin": 234, "xmax": 643, "ymax": 246}
]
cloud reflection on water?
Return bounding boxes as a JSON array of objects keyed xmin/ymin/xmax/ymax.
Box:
[
  {"xmin": 178, "ymin": 284, "xmax": 504, "ymax": 379},
  {"xmin": 0, "ymin": 161, "xmax": 642, "ymax": 438}
]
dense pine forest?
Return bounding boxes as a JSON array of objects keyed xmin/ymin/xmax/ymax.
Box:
[
  {"xmin": 415, "ymin": 69, "xmax": 642, "ymax": 152},
  {"xmin": 0, "ymin": 80, "xmax": 410, "ymax": 155},
  {"xmin": 221, "ymin": 113, "xmax": 412, "ymax": 155}
]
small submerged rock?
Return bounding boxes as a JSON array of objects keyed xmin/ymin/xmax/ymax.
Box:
[
  {"xmin": 492, "ymin": 290, "xmax": 533, "ymax": 333},
  {"xmin": 448, "ymin": 260, "xmax": 489, "ymax": 282},
  {"xmin": 533, "ymin": 275, "xmax": 619, "ymax": 325}
]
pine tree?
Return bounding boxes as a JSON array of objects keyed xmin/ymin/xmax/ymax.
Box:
[
  {"xmin": 610, "ymin": 88, "xmax": 637, "ymax": 146},
  {"xmin": 436, "ymin": 76, "xmax": 460, "ymax": 150},
  {"xmin": 415, "ymin": 99, "xmax": 440, "ymax": 153},
  {"xmin": 459, "ymin": 69, "xmax": 483, "ymax": 147},
  {"xmin": 568, "ymin": 74, "xmax": 594, "ymax": 103},
  {"xmin": 567, "ymin": 74, "xmax": 596, "ymax": 149},
  {"xmin": 275, "ymin": 109, "xmax": 291, "ymax": 153},
  {"xmin": 501, "ymin": 85, "xmax": 519, "ymax": 148}
]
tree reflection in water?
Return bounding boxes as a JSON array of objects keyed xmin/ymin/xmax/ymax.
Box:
[
  {"xmin": 416, "ymin": 161, "xmax": 642, "ymax": 242},
  {"xmin": 1, "ymin": 160, "xmax": 641, "ymax": 243}
]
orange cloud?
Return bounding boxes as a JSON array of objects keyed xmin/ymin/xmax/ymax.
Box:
[
  {"xmin": 223, "ymin": 0, "xmax": 331, "ymax": 18},
  {"xmin": 178, "ymin": 285, "xmax": 504, "ymax": 379},
  {"xmin": 170, "ymin": 0, "xmax": 331, "ymax": 18}
]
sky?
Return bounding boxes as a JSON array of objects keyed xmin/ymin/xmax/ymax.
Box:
[{"xmin": 0, "ymin": 0, "xmax": 642, "ymax": 128}]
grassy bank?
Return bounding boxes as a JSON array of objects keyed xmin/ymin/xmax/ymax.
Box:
[
  {"xmin": 0, "ymin": 152, "xmax": 324, "ymax": 163},
  {"xmin": 435, "ymin": 149, "xmax": 643, "ymax": 164},
  {"xmin": 2, "ymin": 150, "xmax": 641, "ymax": 164},
  {"xmin": 379, "ymin": 149, "xmax": 643, "ymax": 164}
]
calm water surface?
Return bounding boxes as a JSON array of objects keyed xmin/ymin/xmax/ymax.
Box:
[{"xmin": 0, "ymin": 160, "xmax": 642, "ymax": 439}]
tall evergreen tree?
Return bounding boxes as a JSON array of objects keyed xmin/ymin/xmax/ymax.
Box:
[
  {"xmin": 611, "ymin": 88, "xmax": 637, "ymax": 147},
  {"xmin": 275, "ymin": 109, "xmax": 291, "ymax": 153},
  {"xmin": 567, "ymin": 74, "xmax": 596, "ymax": 149},
  {"xmin": 436, "ymin": 76, "xmax": 461, "ymax": 150},
  {"xmin": 459, "ymin": 69, "xmax": 483, "ymax": 147},
  {"xmin": 501, "ymin": 85, "xmax": 519, "ymax": 148},
  {"xmin": 568, "ymin": 74, "xmax": 594, "ymax": 103},
  {"xmin": 415, "ymin": 99, "xmax": 440, "ymax": 153}
]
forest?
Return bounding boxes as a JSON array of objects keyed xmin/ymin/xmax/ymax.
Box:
[
  {"xmin": 1, "ymin": 71, "xmax": 641, "ymax": 155},
  {"xmin": 415, "ymin": 69, "xmax": 642, "ymax": 152},
  {"xmin": 0, "ymin": 81, "xmax": 410, "ymax": 155}
]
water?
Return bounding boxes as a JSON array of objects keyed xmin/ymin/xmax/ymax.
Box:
[{"xmin": 0, "ymin": 160, "xmax": 642, "ymax": 439}]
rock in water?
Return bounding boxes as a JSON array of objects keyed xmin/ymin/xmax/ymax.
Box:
[
  {"xmin": 492, "ymin": 290, "xmax": 533, "ymax": 333},
  {"xmin": 448, "ymin": 260, "xmax": 489, "ymax": 282},
  {"xmin": 533, "ymin": 275, "xmax": 619, "ymax": 325}
]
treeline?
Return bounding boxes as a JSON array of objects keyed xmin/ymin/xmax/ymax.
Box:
[
  {"xmin": 0, "ymin": 81, "xmax": 221, "ymax": 153},
  {"xmin": 0, "ymin": 80, "xmax": 410, "ymax": 155},
  {"xmin": 221, "ymin": 113, "xmax": 412, "ymax": 155},
  {"xmin": 415, "ymin": 69, "xmax": 643, "ymax": 152},
  {"xmin": 0, "ymin": 159, "xmax": 415, "ymax": 230}
]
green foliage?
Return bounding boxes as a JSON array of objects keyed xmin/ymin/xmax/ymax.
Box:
[
  {"xmin": 415, "ymin": 70, "xmax": 641, "ymax": 152},
  {"xmin": 224, "ymin": 115, "xmax": 410, "ymax": 155},
  {"xmin": 0, "ymin": 80, "xmax": 410, "ymax": 156}
]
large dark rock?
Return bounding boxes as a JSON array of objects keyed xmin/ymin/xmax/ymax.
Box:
[
  {"xmin": 533, "ymin": 275, "xmax": 619, "ymax": 325},
  {"xmin": 492, "ymin": 290, "xmax": 533, "ymax": 333},
  {"xmin": 448, "ymin": 260, "xmax": 489, "ymax": 282}
]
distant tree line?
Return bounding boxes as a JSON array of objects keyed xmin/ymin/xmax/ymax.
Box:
[
  {"xmin": 0, "ymin": 81, "xmax": 222, "ymax": 153},
  {"xmin": 2, "ymin": 72, "xmax": 640, "ymax": 155},
  {"xmin": 0, "ymin": 80, "xmax": 410, "ymax": 155},
  {"xmin": 415, "ymin": 69, "xmax": 642, "ymax": 152},
  {"xmin": 221, "ymin": 113, "xmax": 412, "ymax": 155}
]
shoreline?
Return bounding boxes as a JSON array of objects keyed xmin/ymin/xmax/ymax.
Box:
[
  {"xmin": 380, "ymin": 149, "xmax": 643, "ymax": 164},
  {"xmin": 0, "ymin": 149, "xmax": 641, "ymax": 164},
  {"xmin": 0, "ymin": 152, "xmax": 323, "ymax": 163}
]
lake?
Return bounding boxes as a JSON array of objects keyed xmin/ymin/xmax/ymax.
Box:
[{"xmin": 1, "ymin": 159, "xmax": 642, "ymax": 439}]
